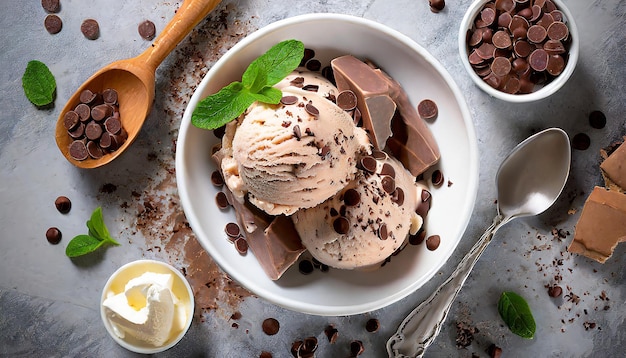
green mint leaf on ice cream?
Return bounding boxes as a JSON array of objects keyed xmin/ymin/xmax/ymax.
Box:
[
  {"xmin": 191, "ymin": 39, "xmax": 305, "ymax": 130},
  {"xmin": 22, "ymin": 60, "xmax": 56, "ymax": 107},
  {"xmin": 498, "ymin": 291, "xmax": 536, "ymax": 339},
  {"xmin": 66, "ymin": 207, "xmax": 120, "ymax": 258}
]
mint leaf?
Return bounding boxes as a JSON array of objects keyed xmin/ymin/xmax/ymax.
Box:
[
  {"xmin": 498, "ymin": 291, "xmax": 536, "ymax": 339},
  {"xmin": 66, "ymin": 235, "xmax": 106, "ymax": 258},
  {"xmin": 251, "ymin": 39, "xmax": 305, "ymax": 86},
  {"xmin": 66, "ymin": 207, "xmax": 120, "ymax": 258},
  {"xmin": 22, "ymin": 60, "xmax": 56, "ymax": 107},
  {"xmin": 191, "ymin": 82, "xmax": 256, "ymax": 130},
  {"xmin": 191, "ymin": 39, "xmax": 304, "ymax": 130}
]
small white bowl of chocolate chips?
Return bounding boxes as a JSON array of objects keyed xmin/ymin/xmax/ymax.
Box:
[{"xmin": 459, "ymin": 0, "xmax": 579, "ymax": 102}]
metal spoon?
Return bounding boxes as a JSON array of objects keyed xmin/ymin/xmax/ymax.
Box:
[
  {"xmin": 55, "ymin": 0, "xmax": 222, "ymax": 169},
  {"xmin": 386, "ymin": 127, "xmax": 571, "ymax": 358}
]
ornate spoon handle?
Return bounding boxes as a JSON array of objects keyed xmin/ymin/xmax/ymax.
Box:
[{"xmin": 386, "ymin": 215, "xmax": 508, "ymax": 358}]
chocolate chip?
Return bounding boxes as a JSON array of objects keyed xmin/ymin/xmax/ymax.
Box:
[
  {"xmin": 343, "ymin": 188, "xmax": 360, "ymax": 206},
  {"xmin": 319, "ymin": 144, "xmax": 330, "ymax": 157},
  {"xmin": 46, "ymin": 227, "xmax": 62, "ymax": 244},
  {"xmin": 589, "ymin": 110, "xmax": 606, "ymax": 129},
  {"xmin": 488, "ymin": 344, "xmax": 503, "ymax": 358},
  {"xmin": 293, "ymin": 125, "xmax": 302, "ymax": 140},
  {"xmin": 79, "ymin": 89, "xmax": 98, "ymax": 105},
  {"xmin": 409, "ymin": 230, "xmax": 426, "ymax": 245},
  {"xmin": 86, "ymin": 140, "xmax": 103, "ymax": 159},
  {"xmin": 85, "ymin": 122, "xmax": 103, "ymax": 141},
  {"xmin": 225, "ymin": 222, "xmax": 241, "ymax": 238},
  {"xmin": 305, "ymin": 103, "xmax": 319, "ymax": 117},
  {"xmin": 359, "ymin": 156, "xmax": 377, "ymax": 173},
  {"xmin": 234, "ymin": 237, "xmax": 248, "ymax": 255},
  {"xmin": 55, "ymin": 196, "xmax": 71, "ymax": 214},
  {"xmin": 69, "ymin": 140, "xmax": 88, "ymax": 161},
  {"xmin": 74, "ymin": 103, "xmax": 91, "ymax": 122},
  {"xmin": 215, "ymin": 191, "xmax": 229, "ymax": 209},
  {"xmin": 260, "ymin": 352, "xmax": 272, "ymax": 358},
  {"xmin": 350, "ymin": 340, "xmax": 365, "ymax": 356},
  {"xmin": 262, "ymin": 318, "xmax": 280, "ymax": 336},
  {"xmin": 324, "ymin": 325, "xmax": 339, "ymax": 343},
  {"xmin": 333, "ymin": 217, "xmax": 350, "ymax": 235},
  {"xmin": 529, "ymin": 49, "xmax": 549, "ymax": 71},
  {"xmin": 281, "ymin": 95, "xmax": 298, "ymax": 105},
  {"xmin": 365, "ymin": 318, "xmax": 380, "ymax": 333},
  {"xmin": 527, "ymin": 24, "xmax": 547, "ymax": 43},
  {"xmin": 102, "ymin": 88, "xmax": 118, "ymax": 105},
  {"xmin": 416, "ymin": 190, "xmax": 432, "ymax": 217},
  {"xmin": 300, "ymin": 48, "xmax": 315, "ymax": 66},
  {"xmin": 426, "ymin": 235, "xmax": 441, "ymax": 251},
  {"xmin": 371, "ymin": 150, "xmax": 388, "ymax": 160},
  {"xmin": 41, "ymin": 0, "xmax": 60, "ymax": 13},
  {"xmin": 381, "ymin": 176, "xmax": 395, "ymax": 194},
  {"xmin": 63, "ymin": 111, "xmax": 80, "ymax": 130},
  {"xmin": 138, "ymin": 20, "xmax": 156, "ymax": 40},
  {"xmin": 336, "ymin": 90, "xmax": 357, "ymax": 111},
  {"xmin": 431, "ymin": 170, "xmax": 444, "ymax": 186},
  {"xmin": 81, "ymin": 19, "xmax": 100, "ymax": 40},
  {"xmin": 548, "ymin": 285, "xmax": 563, "ymax": 297},
  {"xmin": 380, "ymin": 163, "xmax": 395, "ymax": 178},
  {"xmin": 547, "ymin": 21, "xmax": 568, "ymax": 41},
  {"xmin": 104, "ymin": 117, "xmax": 122, "ymax": 135},
  {"xmin": 211, "ymin": 170, "xmax": 224, "ymax": 187},
  {"xmin": 68, "ymin": 123, "xmax": 85, "ymax": 139},
  {"xmin": 572, "ymin": 133, "xmax": 590, "ymax": 150},
  {"xmin": 44, "ymin": 14, "xmax": 62, "ymax": 34},
  {"xmin": 91, "ymin": 104, "xmax": 113, "ymax": 122},
  {"xmin": 305, "ymin": 59, "xmax": 321, "ymax": 71},
  {"xmin": 429, "ymin": 0, "xmax": 445, "ymax": 13},
  {"xmin": 298, "ymin": 259, "xmax": 314, "ymax": 275},
  {"xmin": 378, "ymin": 224, "xmax": 388, "ymax": 240},
  {"xmin": 99, "ymin": 132, "xmax": 112, "ymax": 150},
  {"xmin": 392, "ymin": 187, "xmax": 405, "ymax": 206},
  {"xmin": 417, "ymin": 99, "xmax": 439, "ymax": 120},
  {"xmin": 546, "ymin": 54, "xmax": 565, "ymax": 76},
  {"xmin": 491, "ymin": 56, "xmax": 512, "ymax": 77},
  {"xmin": 290, "ymin": 77, "xmax": 305, "ymax": 87}
]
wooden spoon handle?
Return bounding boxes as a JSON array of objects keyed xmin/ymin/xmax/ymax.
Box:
[{"xmin": 138, "ymin": 0, "xmax": 222, "ymax": 70}]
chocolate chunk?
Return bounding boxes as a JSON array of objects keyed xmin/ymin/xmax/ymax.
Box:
[
  {"xmin": 234, "ymin": 237, "xmax": 248, "ymax": 255},
  {"xmin": 572, "ymin": 133, "xmax": 590, "ymax": 151},
  {"xmin": 215, "ymin": 191, "xmax": 229, "ymax": 209},
  {"xmin": 343, "ymin": 188, "xmax": 361, "ymax": 206},
  {"xmin": 81, "ymin": 19, "xmax": 100, "ymax": 40},
  {"xmin": 46, "ymin": 227, "xmax": 62, "ymax": 244},
  {"xmin": 333, "ymin": 217, "xmax": 350, "ymax": 235},
  {"xmin": 86, "ymin": 140, "xmax": 103, "ymax": 159},
  {"xmin": 336, "ymin": 90, "xmax": 357, "ymax": 111},
  {"xmin": 102, "ymin": 88, "xmax": 118, "ymax": 105},
  {"xmin": 426, "ymin": 235, "xmax": 441, "ymax": 251},
  {"xmin": 138, "ymin": 20, "xmax": 156, "ymax": 40},
  {"xmin": 63, "ymin": 111, "xmax": 80, "ymax": 130},
  {"xmin": 55, "ymin": 196, "xmax": 71, "ymax": 214},
  {"xmin": 41, "ymin": 0, "xmax": 60, "ymax": 13},
  {"xmin": 44, "ymin": 14, "xmax": 62, "ymax": 34},
  {"xmin": 431, "ymin": 169, "xmax": 444, "ymax": 186},
  {"xmin": 298, "ymin": 259, "xmax": 314, "ymax": 275},
  {"xmin": 365, "ymin": 318, "xmax": 380, "ymax": 333},
  {"xmin": 302, "ymin": 84, "xmax": 319, "ymax": 92},
  {"xmin": 69, "ymin": 140, "xmax": 88, "ymax": 161},
  {"xmin": 381, "ymin": 176, "xmax": 395, "ymax": 194},
  {"xmin": 359, "ymin": 156, "xmax": 377, "ymax": 173},
  {"xmin": 293, "ymin": 125, "xmax": 302, "ymax": 140},
  {"xmin": 281, "ymin": 95, "xmax": 298, "ymax": 105},
  {"xmin": 305, "ymin": 59, "xmax": 321, "ymax": 71},
  {"xmin": 378, "ymin": 223, "xmax": 388, "ymax": 240},
  {"xmin": 85, "ymin": 122, "xmax": 103, "ymax": 141},
  {"xmin": 588, "ymin": 110, "xmax": 606, "ymax": 129},
  {"xmin": 429, "ymin": 0, "xmax": 445, "ymax": 13},
  {"xmin": 417, "ymin": 99, "xmax": 438, "ymax": 120},
  {"xmin": 262, "ymin": 318, "xmax": 280, "ymax": 336}
]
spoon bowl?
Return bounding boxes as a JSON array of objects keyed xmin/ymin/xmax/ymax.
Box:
[
  {"xmin": 387, "ymin": 128, "xmax": 571, "ymax": 357},
  {"xmin": 55, "ymin": 0, "xmax": 222, "ymax": 169}
]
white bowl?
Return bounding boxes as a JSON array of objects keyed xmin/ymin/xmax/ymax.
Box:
[
  {"xmin": 100, "ymin": 260, "xmax": 194, "ymax": 354},
  {"xmin": 176, "ymin": 13, "xmax": 478, "ymax": 316},
  {"xmin": 459, "ymin": 0, "xmax": 579, "ymax": 102}
]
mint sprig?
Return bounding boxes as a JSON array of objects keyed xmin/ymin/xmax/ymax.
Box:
[
  {"xmin": 22, "ymin": 60, "xmax": 56, "ymax": 107},
  {"xmin": 497, "ymin": 291, "xmax": 536, "ymax": 339},
  {"xmin": 66, "ymin": 207, "xmax": 120, "ymax": 258},
  {"xmin": 191, "ymin": 39, "xmax": 304, "ymax": 130}
]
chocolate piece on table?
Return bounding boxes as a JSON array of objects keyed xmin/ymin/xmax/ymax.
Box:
[
  {"xmin": 376, "ymin": 69, "xmax": 441, "ymax": 177},
  {"xmin": 600, "ymin": 140, "xmax": 626, "ymax": 192},
  {"xmin": 331, "ymin": 55, "xmax": 396, "ymax": 150},
  {"xmin": 568, "ymin": 186, "xmax": 626, "ymax": 263}
]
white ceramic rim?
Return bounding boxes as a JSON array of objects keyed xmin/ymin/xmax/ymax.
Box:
[
  {"xmin": 100, "ymin": 259, "xmax": 195, "ymax": 354},
  {"xmin": 458, "ymin": 0, "xmax": 580, "ymax": 103},
  {"xmin": 176, "ymin": 13, "xmax": 479, "ymax": 315}
]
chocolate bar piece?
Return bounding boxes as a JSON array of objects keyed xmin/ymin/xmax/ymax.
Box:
[{"xmin": 600, "ymin": 139, "xmax": 626, "ymax": 192}]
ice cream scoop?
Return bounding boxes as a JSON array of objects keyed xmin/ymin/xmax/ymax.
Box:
[
  {"xmin": 387, "ymin": 128, "xmax": 571, "ymax": 357},
  {"xmin": 293, "ymin": 152, "xmax": 425, "ymax": 269},
  {"xmin": 219, "ymin": 88, "xmax": 369, "ymax": 215}
]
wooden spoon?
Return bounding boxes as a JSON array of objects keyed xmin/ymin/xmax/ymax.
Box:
[{"xmin": 55, "ymin": 0, "xmax": 222, "ymax": 168}]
